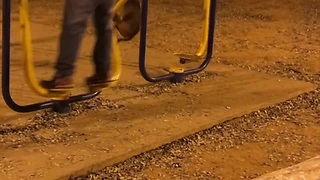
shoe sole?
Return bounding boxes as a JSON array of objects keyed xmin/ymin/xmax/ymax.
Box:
[
  {"xmin": 48, "ymin": 88, "xmax": 73, "ymax": 92},
  {"xmin": 87, "ymin": 80, "xmax": 118, "ymax": 92},
  {"xmin": 88, "ymin": 83, "xmax": 109, "ymax": 87},
  {"xmin": 87, "ymin": 79, "xmax": 118, "ymax": 87}
]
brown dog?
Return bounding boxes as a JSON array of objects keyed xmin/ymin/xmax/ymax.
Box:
[{"xmin": 114, "ymin": 0, "xmax": 141, "ymax": 41}]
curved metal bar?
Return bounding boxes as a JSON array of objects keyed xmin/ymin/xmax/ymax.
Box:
[
  {"xmin": 196, "ymin": 0, "xmax": 211, "ymax": 57},
  {"xmin": 138, "ymin": 0, "xmax": 217, "ymax": 82},
  {"xmin": 183, "ymin": 0, "xmax": 217, "ymax": 76},
  {"xmin": 175, "ymin": 0, "xmax": 211, "ymax": 60},
  {"xmin": 1, "ymin": 0, "xmax": 100, "ymax": 113},
  {"xmin": 138, "ymin": 0, "xmax": 174, "ymax": 82},
  {"xmin": 68, "ymin": 92, "xmax": 100, "ymax": 103}
]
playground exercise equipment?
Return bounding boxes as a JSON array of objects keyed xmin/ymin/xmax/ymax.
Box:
[
  {"xmin": 175, "ymin": 0, "xmax": 212, "ymax": 64},
  {"xmin": 138, "ymin": 0, "xmax": 217, "ymax": 83},
  {"xmin": 1, "ymin": 0, "xmax": 216, "ymax": 114},
  {"xmin": 1, "ymin": 0, "xmax": 127, "ymax": 113}
]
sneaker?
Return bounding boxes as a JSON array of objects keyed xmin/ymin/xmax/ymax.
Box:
[
  {"xmin": 40, "ymin": 76, "xmax": 74, "ymax": 91},
  {"xmin": 86, "ymin": 74, "xmax": 116, "ymax": 88}
]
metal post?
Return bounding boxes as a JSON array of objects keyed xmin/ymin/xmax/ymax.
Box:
[
  {"xmin": 138, "ymin": 0, "xmax": 217, "ymax": 83},
  {"xmin": 1, "ymin": 0, "xmax": 100, "ymax": 113}
]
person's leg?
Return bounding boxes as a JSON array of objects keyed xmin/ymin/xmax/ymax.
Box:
[
  {"xmin": 86, "ymin": 0, "xmax": 116, "ymax": 87},
  {"xmin": 41, "ymin": 0, "xmax": 95, "ymax": 91}
]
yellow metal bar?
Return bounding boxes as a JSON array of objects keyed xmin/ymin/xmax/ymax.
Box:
[
  {"xmin": 174, "ymin": 0, "xmax": 211, "ymax": 60},
  {"xmin": 196, "ymin": 0, "xmax": 210, "ymax": 57},
  {"xmin": 113, "ymin": 0, "xmax": 129, "ymax": 14},
  {"xmin": 20, "ymin": 0, "xmax": 122, "ymax": 98},
  {"xmin": 108, "ymin": 31, "xmax": 122, "ymax": 87},
  {"xmin": 20, "ymin": 0, "xmax": 68, "ymax": 98}
]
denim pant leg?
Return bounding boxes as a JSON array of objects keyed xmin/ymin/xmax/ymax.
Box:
[
  {"xmin": 55, "ymin": 0, "xmax": 95, "ymax": 78},
  {"xmin": 92, "ymin": 0, "xmax": 115, "ymax": 77}
]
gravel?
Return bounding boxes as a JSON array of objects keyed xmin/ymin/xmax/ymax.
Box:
[
  {"xmin": 72, "ymin": 85, "xmax": 319, "ymax": 179},
  {"xmin": 70, "ymin": 44, "xmax": 320, "ymax": 180},
  {"xmin": 0, "ymin": 98, "xmax": 124, "ymax": 147},
  {"xmin": 3, "ymin": 0, "xmax": 319, "ymax": 179},
  {"xmin": 115, "ymin": 71, "xmax": 217, "ymax": 95},
  {"xmin": 0, "ymin": 71, "xmax": 216, "ymax": 148},
  {"xmin": 220, "ymin": 61, "xmax": 320, "ymax": 85}
]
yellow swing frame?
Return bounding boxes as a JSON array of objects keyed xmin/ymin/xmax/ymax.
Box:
[
  {"xmin": 174, "ymin": 0, "xmax": 211, "ymax": 62},
  {"xmin": 19, "ymin": 0, "xmax": 125, "ymax": 100}
]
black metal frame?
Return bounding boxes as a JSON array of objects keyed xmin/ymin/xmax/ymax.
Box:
[
  {"xmin": 2, "ymin": 0, "xmax": 217, "ymax": 112},
  {"xmin": 1, "ymin": 0, "xmax": 100, "ymax": 113},
  {"xmin": 138, "ymin": 0, "xmax": 217, "ymax": 82}
]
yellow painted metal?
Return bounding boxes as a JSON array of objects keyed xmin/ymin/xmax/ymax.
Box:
[
  {"xmin": 174, "ymin": 0, "xmax": 211, "ymax": 60},
  {"xmin": 87, "ymin": 33, "xmax": 121, "ymax": 93},
  {"xmin": 168, "ymin": 67, "xmax": 185, "ymax": 74},
  {"xmin": 113, "ymin": 0, "xmax": 129, "ymax": 14},
  {"xmin": 20, "ymin": 0, "xmax": 123, "ymax": 99},
  {"xmin": 20, "ymin": 0, "xmax": 69, "ymax": 99},
  {"xmin": 113, "ymin": 0, "xmax": 140, "ymax": 40},
  {"xmin": 50, "ymin": 94, "xmax": 72, "ymax": 101},
  {"xmin": 108, "ymin": 31, "xmax": 122, "ymax": 88},
  {"xmin": 196, "ymin": 0, "xmax": 210, "ymax": 58}
]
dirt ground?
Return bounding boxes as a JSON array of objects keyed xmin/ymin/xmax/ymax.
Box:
[{"xmin": 0, "ymin": 0, "xmax": 320, "ymax": 179}]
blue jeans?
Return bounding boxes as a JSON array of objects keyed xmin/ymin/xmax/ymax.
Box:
[{"xmin": 55, "ymin": 0, "xmax": 115, "ymax": 78}]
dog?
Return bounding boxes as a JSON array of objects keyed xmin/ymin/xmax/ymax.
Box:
[{"xmin": 114, "ymin": 0, "xmax": 141, "ymax": 42}]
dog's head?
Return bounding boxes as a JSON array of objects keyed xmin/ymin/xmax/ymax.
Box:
[{"xmin": 114, "ymin": 0, "xmax": 141, "ymax": 41}]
